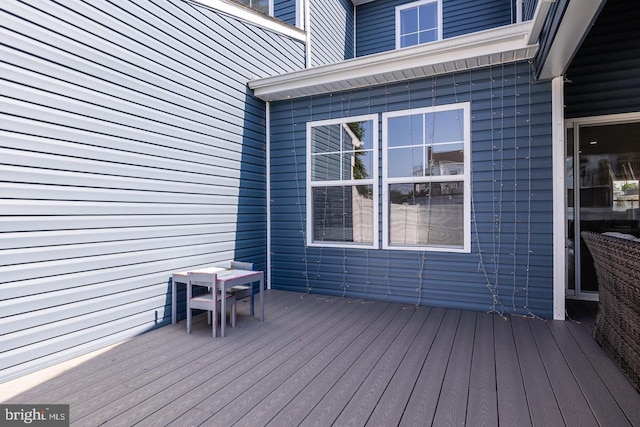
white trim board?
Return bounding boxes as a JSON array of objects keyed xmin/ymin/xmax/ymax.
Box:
[{"xmin": 249, "ymin": 22, "xmax": 537, "ymax": 101}]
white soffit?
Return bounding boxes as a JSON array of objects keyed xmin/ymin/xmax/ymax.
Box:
[
  {"xmin": 249, "ymin": 22, "xmax": 537, "ymax": 101},
  {"xmin": 537, "ymin": 0, "xmax": 606, "ymax": 80}
]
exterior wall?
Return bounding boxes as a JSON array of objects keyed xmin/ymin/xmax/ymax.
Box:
[
  {"xmin": 274, "ymin": 0, "xmax": 297, "ymax": 25},
  {"xmin": 356, "ymin": 0, "xmax": 513, "ymax": 57},
  {"xmin": 269, "ymin": 62, "xmax": 554, "ymax": 318},
  {"xmin": 310, "ymin": 0, "xmax": 355, "ymax": 65},
  {"xmin": 564, "ymin": 0, "xmax": 640, "ymax": 118},
  {"xmin": 0, "ymin": 0, "xmax": 304, "ymax": 382}
]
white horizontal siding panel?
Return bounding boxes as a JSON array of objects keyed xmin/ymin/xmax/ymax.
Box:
[
  {"xmin": 1, "ymin": 55, "xmax": 262, "ymax": 136},
  {"xmin": 1, "ymin": 4, "xmax": 256, "ymax": 100},
  {"xmin": 0, "ymin": 293, "xmax": 169, "ymax": 352},
  {"xmin": 0, "ymin": 215, "xmax": 247, "ymax": 233},
  {"xmin": 0, "ymin": 309, "xmax": 169, "ymax": 374},
  {"xmin": 0, "ymin": 200, "xmax": 248, "ymax": 216},
  {"xmin": 0, "ymin": 283, "xmax": 168, "ymax": 335},
  {"xmin": 0, "ymin": 240, "xmax": 238, "ymax": 285},
  {"xmin": 0, "ymin": 223, "xmax": 245, "ymax": 250},
  {"xmin": 0, "ymin": 183, "xmax": 255, "ymax": 206},
  {"xmin": 0, "ymin": 131, "xmax": 258, "ymax": 176},
  {"xmin": 0, "ymin": 231, "xmax": 263, "ymax": 268},
  {"xmin": 0, "ymin": 253, "xmax": 234, "ymax": 302},
  {"xmin": 1, "ymin": 86, "xmax": 253, "ymax": 148},
  {"xmin": 0, "ymin": 165, "xmax": 265, "ymax": 199}
]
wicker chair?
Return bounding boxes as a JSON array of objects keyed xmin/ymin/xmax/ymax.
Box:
[{"xmin": 581, "ymin": 231, "xmax": 640, "ymax": 391}]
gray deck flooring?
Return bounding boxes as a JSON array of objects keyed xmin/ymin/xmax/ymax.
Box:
[{"xmin": 4, "ymin": 290, "xmax": 640, "ymax": 426}]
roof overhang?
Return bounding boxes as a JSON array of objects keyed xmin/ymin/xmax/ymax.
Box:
[
  {"xmin": 249, "ymin": 22, "xmax": 538, "ymax": 101},
  {"xmin": 537, "ymin": 0, "xmax": 606, "ymax": 80}
]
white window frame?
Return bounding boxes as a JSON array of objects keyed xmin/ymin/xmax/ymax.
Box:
[
  {"xmin": 382, "ymin": 103, "xmax": 471, "ymax": 252},
  {"xmin": 395, "ymin": 0, "xmax": 443, "ymax": 49},
  {"xmin": 306, "ymin": 114, "xmax": 379, "ymax": 249}
]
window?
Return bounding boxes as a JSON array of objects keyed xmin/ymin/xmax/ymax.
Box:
[
  {"xmin": 395, "ymin": 0, "xmax": 442, "ymax": 49},
  {"xmin": 307, "ymin": 115, "xmax": 379, "ymax": 248},
  {"xmin": 382, "ymin": 103, "xmax": 470, "ymax": 252},
  {"xmin": 233, "ymin": 0, "xmax": 271, "ymax": 15}
]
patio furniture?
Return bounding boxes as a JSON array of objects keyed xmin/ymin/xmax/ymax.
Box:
[
  {"xmin": 227, "ymin": 261, "xmax": 257, "ymax": 315},
  {"xmin": 581, "ymin": 231, "xmax": 640, "ymax": 391},
  {"xmin": 172, "ymin": 266, "xmax": 265, "ymax": 336},
  {"xmin": 186, "ymin": 272, "xmax": 237, "ymax": 337}
]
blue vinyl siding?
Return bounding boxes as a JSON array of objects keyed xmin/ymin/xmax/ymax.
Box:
[
  {"xmin": 356, "ymin": 0, "xmax": 513, "ymax": 57},
  {"xmin": 274, "ymin": 0, "xmax": 297, "ymax": 25},
  {"xmin": 564, "ymin": 0, "xmax": 640, "ymax": 118},
  {"xmin": 269, "ymin": 62, "xmax": 554, "ymax": 317},
  {"xmin": 311, "ymin": 0, "xmax": 355, "ymax": 65},
  {"xmin": 0, "ymin": 0, "xmax": 304, "ymax": 382}
]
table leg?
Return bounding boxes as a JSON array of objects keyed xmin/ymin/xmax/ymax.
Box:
[
  {"xmin": 260, "ymin": 275, "xmax": 264, "ymax": 321},
  {"xmin": 220, "ymin": 282, "xmax": 226, "ymax": 337},
  {"xmin": 171, "ymin": 275, "xmax": 177, "ymax": 325}
]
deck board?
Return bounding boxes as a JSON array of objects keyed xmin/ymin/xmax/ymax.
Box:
[{"xmin": 2, "ymin": 290, "xmax": 639, "ymax": 427}]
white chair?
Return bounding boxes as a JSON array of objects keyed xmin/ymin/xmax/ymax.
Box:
[
  {"xmin": 227, "ymin": 261, "xmax": 258, "ymax": 316},
  {"xmin": 186, "ymin": 272, "xmax": 236, "ymax": 337}
]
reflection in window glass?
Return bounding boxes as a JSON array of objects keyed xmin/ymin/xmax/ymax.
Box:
[
  {"xmin": 388, "ymin": 182, "xmax": 464, "ymax": 247},
  {"xmin": 312, "ymin": 186, "xmax": 374, "ymax": 243},
  {"xmin": 308, "ymin": 117, "xmax": 378, "ymax": 247},
  {"xmin": 234, "ymin": 0, "xmax": 270, "ymax": 14}
]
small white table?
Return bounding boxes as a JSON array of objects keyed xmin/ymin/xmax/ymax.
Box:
[{"xmin": 172, "ymin": 267, "xmax": 264, "ymax": 337}]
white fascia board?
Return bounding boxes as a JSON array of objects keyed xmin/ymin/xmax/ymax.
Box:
[
  {"xmin": 537, "ymin": 0, "xmax": 606, "ymax": 80},
  {"xmin": 249, "ymin": 22, "xmax": 536, "ymax": 101},
  {"xmin": 188, "ymin": 0, "xmax": 306, "ymax": 42}
]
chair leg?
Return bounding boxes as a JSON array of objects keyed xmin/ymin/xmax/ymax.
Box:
[
  {"xmin": 186, "ymin": 306, "xmax": 192, "ymax": 334},
  {"xmin": 231, "ymin": 301, "xmax": 237, "ymax": 328}
]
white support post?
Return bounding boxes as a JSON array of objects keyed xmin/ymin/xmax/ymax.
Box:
[
  {"xmin": 266, "ymin": 101, "xmax": 272, "ymax": 289},
  {"xmin": 552, "ymin": 76, "xmax": 566, "ymax": 320}
]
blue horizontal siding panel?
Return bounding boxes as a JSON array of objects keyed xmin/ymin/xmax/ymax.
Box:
[
  {"xmin": 0, "ymin": 0, "xmax": 304, "ymax": 382},
  {"xmin": 311, "ymin": 0, "xmax": 355, "ymax": 65},
  {"xmin": 564, "ymin": 0, "xmax": 640, "ymax": 118},
  {"xmin": 269, "ymin": 62, "xmax": 554, "ymax": 318},
  {"xmin": 274, "ymin": 0, "xmax": 297, "ymax": 25},
  {"xmin": 356, "ymin": 0, "xmax": 512, "ymax": 57}
]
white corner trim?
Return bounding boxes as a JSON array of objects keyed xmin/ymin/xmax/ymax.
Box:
[
  {"xmin": 552, "ymin": 76, "xmax": 565, "ymax": 320},
  {"xmin": 249, "ymin": 22, "xmax": 536, "ymax": 101},
  {"xmin": 187, "ymin": 0, "xmax": 306, "ymax": 42}
]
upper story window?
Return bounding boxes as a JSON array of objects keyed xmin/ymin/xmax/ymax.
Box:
[
  {"xmin": 233, "ymin": 0, "xmax": 271, "ymax": 15},
  {"xmin": 307, "ymin": 115, "xmax": 379, "ymax": 248},
  {"xmin": 395, "ymin": 0, "xmax": 442, "ymax": 49},
  {"xmin": 382, "ymin": 103, "xmax": 470, "ymax": 252}
]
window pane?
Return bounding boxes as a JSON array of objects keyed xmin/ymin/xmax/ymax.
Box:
[
  {"xmin": 400, "ymin": 8, "xmax": 418, "ymax": 34},
  {"xmin": 345, "ymin": 121, "xmax": 374, "ymax": 150},
  {"xmin": 388, "ymin": 182, "xmax": 464, "ymax": 247},
  {"xmin": 427, "ymin": 143, "xmax": 464, "ymax": 176},
  {"xmin": 344, "ymin": 150, "xmax": 374, "ymax": 180},
  {"xmin": 312, "ymin": 185, "xmax": 374, "ymax": 243},
  {"xmin": 312, "ymin": 153, "xmax": 341, "ymax": 181},
  {"xmin": 418, "ymin": 3, "xmax": 437, "ymax": 30},
  {"xmin": 433, "ymin": 109, "xmax": 465, "ymax": 142},
  {"xmin": 252, "ymin": 0, "xmax": 269, "ymax": 13},
  {"xmin": 388, "ymin": 115, "xmax": 423, "ymax": 147},
  {"xmin": 388, "ymin": 147, "xmax": 423, "ymax": 178},
  {"xmin": 400, "ymin": 33, "xmax": 419, "ymax": 48},
  {"xmin": 418, "ymin": 29, "xmax": 438, "ymax": 44},
  {"xmin": 311, "ymin": 124, "xmax": 340, "ymax": 154}
]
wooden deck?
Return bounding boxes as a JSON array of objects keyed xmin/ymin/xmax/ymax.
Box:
[{"xmin": 3, "ymin": 290, "xmax": 639, "ymax": 426}]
